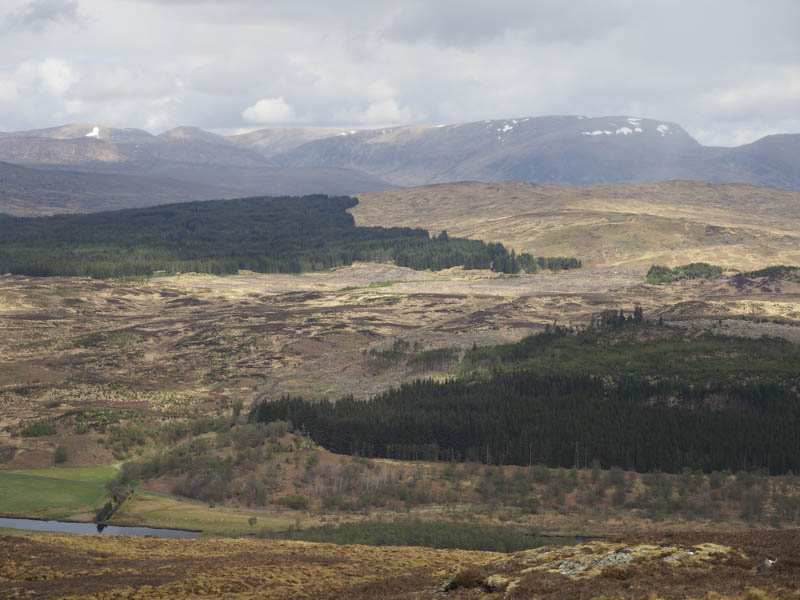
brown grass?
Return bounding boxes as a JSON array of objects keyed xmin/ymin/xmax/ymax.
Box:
[
  {"xmin": 354, "ymin": 181, "xmax": 800, "ymax": 269},
  {"xmin": 2, "ymin": 264, "xmax": 799, "ymax": 468},
  {"xmin": 1, "ymin": 529, "xmax": 798, "ymax": 599}
]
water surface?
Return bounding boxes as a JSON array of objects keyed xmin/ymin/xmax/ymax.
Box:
[{"xmin": 0, "ymin": 516, "xmax": 198, "ymax": 538}]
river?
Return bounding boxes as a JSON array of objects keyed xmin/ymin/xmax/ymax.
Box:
[{"xmin": 0, "ymin": 517, "xmax": 198, "ymax": 538}]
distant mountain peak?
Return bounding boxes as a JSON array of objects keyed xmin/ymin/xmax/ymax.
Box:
[
  {"xmin": 0, "ymin": 115, "xmax": 797, "ymax": 193},
  {"xmin": 158, "ymin": 126, "xmax": 231, "ymax": 144}
]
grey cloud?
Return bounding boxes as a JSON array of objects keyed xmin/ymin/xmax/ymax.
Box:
[
  {"xmin": 0, "ymin": 0, "xmax": 798, "ymax": 146},
  {"xmin": 69, "ymin": 64, "xmax": 176, "ymax": 102},
  {"xmin": 3, "ymin": 0, "xmax": 78, "ymax": 32},
  {"xmin": 383, "ymin": 0, "xmax": 630, "ymax": 48}
]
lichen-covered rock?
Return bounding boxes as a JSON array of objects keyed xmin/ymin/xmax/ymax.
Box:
[{"xmin": 483, "ymin": 574, "xmax": 509, "ymax": 591}]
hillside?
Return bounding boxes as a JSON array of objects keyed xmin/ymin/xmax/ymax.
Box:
[
  {"xmin": 268, "ymin": 115, "xmax": 800, "ymax": 190},
  {"xmin": 2, "ymin": 117, "xmax": 800, "ymax": 219},
  {"xmin": 353, "ymin": 180, "xmax": 800, "ymax": 269},
  {"xmin": 0, "ymin": 195, "xmax": 573, "ymax": 278},
  {"xmin": 0, "ymin": 124, "xmax": 392, "ymax": 211},
  {"xmin": 0, "ymin": 161, "xmax": 238, "ymax": 216},
  {"xmin": 271, "ymin": 116, "xmax": 700, "ymax": 187},
  {"xmin": 1, "ymin": 530, "xmax": 798, "ymax": 599}
]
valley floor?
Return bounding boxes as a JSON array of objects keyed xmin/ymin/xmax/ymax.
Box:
[
  {"xmin": 2, "ymin": 264, "xmax": 800, "ymax": 597},
  {"xmin": 2, "ymin": 262, "xmax": 799, "ymax": 459}
]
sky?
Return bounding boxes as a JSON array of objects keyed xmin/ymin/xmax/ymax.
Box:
[{"xmin": 0, "ymin": 0, "xmax": 798, "ymax": 146}]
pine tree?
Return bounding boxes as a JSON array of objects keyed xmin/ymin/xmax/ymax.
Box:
[{"xmin": 633, "ymin": 304, "xmax": 644, "ymax": 323}]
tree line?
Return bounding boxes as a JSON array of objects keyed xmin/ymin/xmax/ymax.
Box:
[
  {"xmin": 251, "ymin": 325, "xmax": 800, "ymax": 474},
  {"xmin": 646, "ymin": 262, "xmax": 723, "ymax": 284},
  {"xmin": 0, "ymin": 195, "xmax": 580, "ymax": 278}
]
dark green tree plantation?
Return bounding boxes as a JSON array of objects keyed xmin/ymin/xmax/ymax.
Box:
[{"xmin": 0, "ymin": 195, "xmax": 580, "ymax": 278}]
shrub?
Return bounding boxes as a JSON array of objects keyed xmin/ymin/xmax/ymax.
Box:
[
  {"xmin": 305, "ymin": 452, "xmax": 319, "ymax": 471},
  {"xmin": 611, "ymin": 486, "xmax": 627, "ymax": 507},
  {"xmin": 531, "ymin": 464, "xmax": 550, "ymax": 484},
  {"xmin": 518, "ymin": 496, "xmax": 540, "ymax": 514},
  {"xmin": 278, "ymin": 495, "xmax": 309, "ymax": 510},
  {"xmin": 107, "ymin": 423, "xmax": 148, "ymax": 457},
  {"xmin": 96, "ymin": 501, "xmax": 114, "ymax": 523},
  {"xmin": 0, "ymin": 444, "xmax": 17, "ymax": 463},
  {"xmin": 173, "ymin": 472, "xmax": 228, "ymax": 503},
  {"xmin": 54, "ymin": 445, "xmax": 68, "ymax": 464},
  {"xmin": 116, "ymin": 462, "xmax": 142, "ymax": 486},
  {"xmin": 646, "ymin": 262, "xmax": 723, "ymax": 284},
  {"xmin": 269, "ymin": 519, "xmax": 576, "ymax": 553},
  {"xmin": 22, "ymin": 420, "xmax": 57, "ymax": 437},
  {"xmin": 608, "ymin": 466, "xmax": 626, "ymax": 488}
]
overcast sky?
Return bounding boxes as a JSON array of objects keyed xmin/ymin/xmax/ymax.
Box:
[{"xmin": 0, "ymin": 0, "xmax": 798, "ymax": 146}]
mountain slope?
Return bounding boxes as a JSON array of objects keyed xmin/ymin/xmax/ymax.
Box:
[
  {"xmin": 3, "ymin": 117, "xmax": 800, "ymax": 203},
  {"xmin": 229, "ymin": 126, "xmax": 354, "ymax": 157},
  {"xmin": 0, "ymin": 161, "xmax": 239, "ymax": 216},
  {"xmin": 0, "ymin": 124, "xmax": 393, "ymax": 202},
  {"xmin": 272, "ymin": 115, "xmax": 800, "ymax": 189},
  {"xmin": 272, "ymin": 116, "xmax": 707, "ymax": 187}
]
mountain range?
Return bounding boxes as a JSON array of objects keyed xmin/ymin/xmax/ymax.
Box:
[{"xmin": 1, "ymin": 116, "xmax": 799, "ymax": 215}]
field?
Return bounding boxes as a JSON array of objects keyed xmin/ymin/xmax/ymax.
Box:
[
  {"xmin": 111, "ymin": 492, "xmax": 316, "ymax": 536},
  {"xmin": 0, "ymin": 467, "xmax": 117, "ymax": 521},
  {"xmin": 0, "ymin": 472, "xmax": 108, "ymax": 519}
]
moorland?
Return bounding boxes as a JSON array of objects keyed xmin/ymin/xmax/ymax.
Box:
[{"xmin": 2, "ymin": 181, "xmax": 800, "ymax": 599}]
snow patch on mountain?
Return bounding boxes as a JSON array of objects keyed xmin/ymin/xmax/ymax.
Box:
[
  {"xmin": 581, "ymin": 120, "xmax": 647, "ymax": 137},
  {"xmin": 86, "ymin": 126, "xmax": 100, "ymax": 138},
  {"xmin": 581, "ymin": 128, "xmax": 633, "ymax": 136}
]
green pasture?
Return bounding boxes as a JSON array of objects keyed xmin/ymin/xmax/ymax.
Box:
[{"xmin": 0, "ymin": 465, "xmax": 116, "ymax": 518}]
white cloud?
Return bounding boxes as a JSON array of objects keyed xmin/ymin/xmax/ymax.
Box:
[
  {"xmin": 70, "ymin": 64, "xmax": 176, "ymax": 101},
  {"xmin": 37, "ymin": 57, "xmax": 75, "ymax": 95},
  {"xmin": 0, "ymin": 77, "xmax": 18, "ymax": 102},
  {"xmin": 700, "ymin": 67, "xmax": 800, "ymax": 118},
  {"xmin": 0, "ymin": 0, "xmax": 797, "ymax": 143},
  {"xmin": 242, "ymin": 97, "xmax": 296, "ymax": 123},
  {"xmin": 362, "ymin": 98, "xmax": 412, "ymax": 124},
  {"xmin": 145, "ymin": 111, "xmax": 170, "ymax": 130},
  {"xmin": 366, "ymin": 79, "xmax": 397, "ymax": 101},
  {"xmin": 63, "ymin": 98, "xmax": 85, "ymax": 114}
]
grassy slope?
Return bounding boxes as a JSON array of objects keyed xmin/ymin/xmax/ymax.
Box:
[
  {"xmin": 110, "ymin": 493, "xmax": 308, "ymax": 536},
  {"xmin": 0, "ymin": 465, "xmax": 310, "ymax": 534},
  {"xmin": 354, "ymin": 180, "xmax": 800, "ymax": 269},
  {"xmin": 6, "ymin": 465, "xmax": 117, "ymax": 482},
  {"xmin": 0, "ymin": 472, "xmax": 109, "ymax": 518}
]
